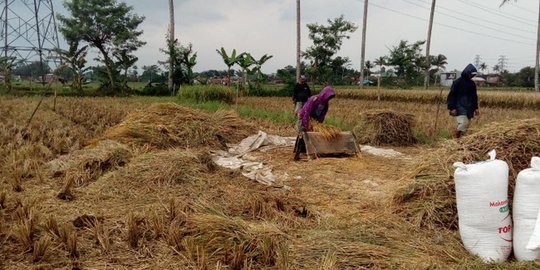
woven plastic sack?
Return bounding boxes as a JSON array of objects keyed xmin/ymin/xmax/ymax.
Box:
[{"xmin": 454, "ymin": 150, "xmax": 512, "ymax": 262}]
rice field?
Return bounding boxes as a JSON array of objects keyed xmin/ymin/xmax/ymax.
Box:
[{"xmin": 0, "ymin": 92, "xmax": 539, "ymax": 269}]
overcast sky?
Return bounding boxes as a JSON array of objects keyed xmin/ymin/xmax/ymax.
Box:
[{"xmin": 51, "ymin": 0, "xmax": 539, "ymax": 74}]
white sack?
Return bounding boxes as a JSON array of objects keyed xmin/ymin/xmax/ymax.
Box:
[
  {"xmin": 454, "ymin": 150, "xmax": 512, "ymax": 262},
  {"xmin": 515, "ymin": 157, "xmax": 540, "ymax": 258}
]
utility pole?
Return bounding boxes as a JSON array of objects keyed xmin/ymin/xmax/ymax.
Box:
[
  {"xmin": 296, "ymin": 0, "xmax": 301, "ymax": 82},
  {"xmin": 424, "ymin": 0, "xmax": 436, "ymax": 90},
  {"xmin": 536, "ymin": 0, "xmax": 540, "ymax": 91},
  {"xmin": 360, "ymin": 0, "xmax": 369, "ymax": 89},
  {"xmin": 168, "ymin": 0, "xmax": 175, "ymax": 95}
]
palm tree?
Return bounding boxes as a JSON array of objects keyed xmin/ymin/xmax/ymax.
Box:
[
  {"xmin": 479, "ymin": 62, "xmax": 488, "ymax": 74},
  {"xmin": 216, "ymin": 47, "xmax": 240, "ymax": 85},
  {"xmin": 431, "ymin": 54, "xmax": 447, "ymax": 72},
  {"xmin": 430, "ymin": 54, "xmax": 447, "ymax": 86},
  {"xmin": 501, "ymin": 0, "xmax": 539, "ymax": 91},
  {"xmin": 364, "ymin": 60, "xmax": 374, "ymax": 77}
]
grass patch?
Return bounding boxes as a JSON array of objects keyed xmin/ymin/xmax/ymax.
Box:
[
  {"xmin": 178, "ymin": 85, "xmax": 235, "ymax": 104},
  {"xmin": 176, "ymin": 99, "xmax": 350, "ymax": 130}
]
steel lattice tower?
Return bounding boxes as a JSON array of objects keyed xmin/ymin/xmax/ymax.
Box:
[{"xmin": 0, "ymin": 0, "xmax": 61, "ymax": 78}]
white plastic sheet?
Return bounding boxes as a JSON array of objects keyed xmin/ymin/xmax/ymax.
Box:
[{"xmin": 212, "ymin": 131, "xmax": 294, "ymax": 186}]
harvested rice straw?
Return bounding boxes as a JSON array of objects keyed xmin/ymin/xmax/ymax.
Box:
[
  {"xmin": 311, "ymin": 121, "xmax": 342, "ymax": 140},
  {"xmin": 393, "ymin": 118, "xmax": 540, "ymax": 230},
  {"xmin": 353, "ymin": 110, "xmax": 416, "ymax": 146}
]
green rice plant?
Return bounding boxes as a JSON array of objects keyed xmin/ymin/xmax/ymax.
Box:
[{"xmin": 178, "ymin": 85, "xmax": 235, "ymax": 104}]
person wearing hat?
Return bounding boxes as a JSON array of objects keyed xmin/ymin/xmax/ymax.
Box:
[
  {"xmin": 447, "ymin": 63, "xmax": 480, "ymax": 139},
  {"xmin": 292, "ymin": 75, "xmax": 311, "ymax": 114}
]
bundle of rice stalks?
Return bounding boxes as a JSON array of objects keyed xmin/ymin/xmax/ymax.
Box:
[
  {"xmin": 100, "ymin": 149, "xmax": 217, "ymax": 187},
  {"xmin": 290, "ymin": 226, "xmax": 392, "ymax": 269},
  {"xmin": 353, "ymin": 110, "xmax": 417, "ymax": 146},
  {"xmin": 46, "ymin": 140, "xmax": 132, "ymax": 186},
  {"xmin": 170, "ymin": 211, "xmax": 287, "ymax": 269},
  {"xmin": 311, "ymin": 121, "xmax": 342, "ymax": 140},
  {"xmin": 393, "ymin": 118, "xmax": 540, "ymax": 230},
  {"xmin": 99, "ymin": 103, "xmax": 253, "ymax": 149}
]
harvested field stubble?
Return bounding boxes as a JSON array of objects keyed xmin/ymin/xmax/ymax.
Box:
[
  {"xmin": 393, "ymin": 118, "xmax": 540, "ymax": 230},
  {"xmin": 353, "ymin": 110, "xmax": 417, "ymax": 146}
]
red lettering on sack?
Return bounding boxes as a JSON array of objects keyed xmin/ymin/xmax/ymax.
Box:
[
  {"xmin": 489, "ymin": 200, "xmax": 508, "ymax": 207},
  {"xmin": 498, "ymin": 224, "xmax": 512, "ymax": 234}
]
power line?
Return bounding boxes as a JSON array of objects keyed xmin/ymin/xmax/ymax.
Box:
[
  {"xmin": 367, "ymin": 1, "xmax": 535, "ymax": 47},
  {"xmin": 456, "ymin": 0, "xmax": 536, "ymax": 28},
  {"xmin": 410, "ymin": 0, "xmax": 536, "ymax": 35},
  {"xmin": 401, "ymin": 0, "xmax": 535, "ymax": 42}
]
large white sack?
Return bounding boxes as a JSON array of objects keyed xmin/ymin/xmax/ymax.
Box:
[
  {"xmin": 454, "ymin": 150, "xmax": 512, "ymax": 262},
  {"xmin": 515, "ymin": 157, "xmax": 540, "ymax": 259},
  {"xmin": 514, "ymin": 157, "xmax": 540, "ymax": 260}
]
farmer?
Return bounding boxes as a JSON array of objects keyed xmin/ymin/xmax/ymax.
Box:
[
  {"xmin": 292, "ymin": 75, "xmax": 311, "ymax": 114},
  {"xmin": 447, "ymin": 63, "xmax": 480, "ymax": 139},
  {"xmin": 293, "ymin": 85, "xmax": 336, "ymax": 160}
]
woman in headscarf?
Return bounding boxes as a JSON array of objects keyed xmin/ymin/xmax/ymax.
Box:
[{"xmin": 294, "ymin": 85, "xmax": 336, "ymax": 160}]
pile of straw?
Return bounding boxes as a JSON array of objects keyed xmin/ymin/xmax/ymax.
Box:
[
  {"xmin": 100, "ymin": 103, "xmax": 253, "ymax": 149},
  {"xmin": 353, "ymin": 110, "xmax": 417, "ymax": 146},
  {"xmin": 46, "ymin": 140, "xmax": 132, "ymax": 186},
  {"xmin": 175, "ymin": 211, "xmax": 287, "ymax": 268},
  {"xmin": 101, "ymin": 149, "xmax": 217, "ymax": 187},
  {"xmin": 311, "ymin": 121, "xmax": 342, "ymax": 140},
  {"xmin": 393, "ymin": 118, "xmax": 540, "ymax": 230}
]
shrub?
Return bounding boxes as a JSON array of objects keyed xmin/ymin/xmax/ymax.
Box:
[
  {"xmin": 178, "ymin": 85, "xmax": 235, "ymax": 104},
  {"xmin": 137, "ymin": 82, "xmax": 170, "ymax": 96}
]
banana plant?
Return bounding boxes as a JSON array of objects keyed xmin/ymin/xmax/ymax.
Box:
[
  {"xmin": 252, "ymin": 54, "xmax": 273, "ymax": 89},
  {"xmin": 114, "ymin": 49, "xmax": 138, "ymax": 95},
  {"xmin": 56, "ymin": 41, "xmax": 90, "ymax": 93},
  {"xmin": 216, "ymin": 47, "xmax": 240, "ymax": 85},
  {"xmin": 237, "ymin": 53, "xmax": 255, "ymax": 88}
]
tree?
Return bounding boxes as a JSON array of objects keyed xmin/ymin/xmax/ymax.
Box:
[
  {"xmin": 55, "ymin": 41, "xmax": 90, "ymax": 93},
  {"xmin": 479, "ymin": 62, "xmax": 488, "ymax": 74},
  {"xmin": 0, "ymin": 56, "xmax": 19, "ymax": 92},
  {"xmin": 114, "ymin": 49, "xmax": 138, "ymax": 93},
  {"xmin": 374, "ymin": 57, "xmax": 386, "ymax": 72},
  {"xmin": 13, "ymin": 61, "xmax": 51, "ymax": 78},
  {"xmin": 140, "ymin": 65, "xmax": 165, "ymax": 83},
  {"xmin": 252, "ymin": 54, "xmax": 273, "ymax": 88},
  {"xmin": 386, "ymin": 40, "xmax": 427, "ymax": 85},
  {"xmin": 216, "ymin": 48, "xmax": 240, "ymax": 85},
  {"xmin": 304, "ymin": 15, "xmax": 357, "ymax": 83},
  {"xmin": 364, "ymin": 60, "xmax": 374, "ymax": 77},
  {"xmin": 237, "ymin": 53, "xmax": 255, "ymax": 87},
  {"xmin": 429, "ymin": 54, "xmax": 447, "ymax": 86},
  {"xmin": 515, "ymin": 66, "xmax": 535, "ymax": 88},
  {"xmin": 161, "ymin": 38, "xmax": 198, "ymax": 92},
  {"xmin": 57, "ymin": 0, "xmax": 145, "ymax": 93}
]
